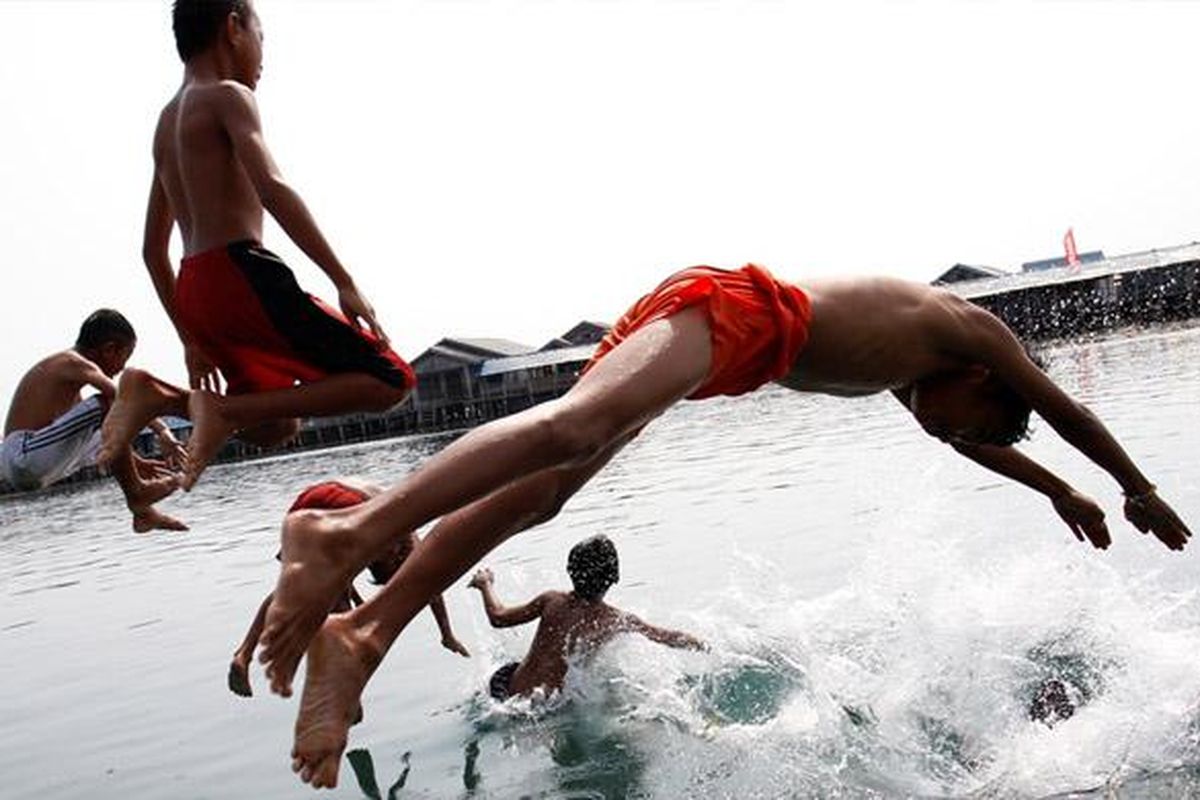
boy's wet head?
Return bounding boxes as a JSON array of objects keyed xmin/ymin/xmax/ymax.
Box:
[
  {"xmin": 366, "ymin": 541, "xmax": 406, "ymax": 586},
  {"xmin": 909, "ymin": 365, "xmax": 1033, "ymax": 447},
  {"xmin": 76, "ymin": 309, "xmax": 136, "ymax": 376},
  {"xmin": 567, "ymin": 535, "xmax": 620, "ymax": 601},
  {"xmin": 173, "ymin": 0, "xmax": 262, "ymax": 86}
]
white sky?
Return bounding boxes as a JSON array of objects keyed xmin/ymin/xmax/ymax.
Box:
[{"xmin": 2, "ymin": 0, "xmax": 1199, "ymax": 410}]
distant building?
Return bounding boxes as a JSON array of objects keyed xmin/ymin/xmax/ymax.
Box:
[
  {"xmin": 411, "ymin": 337, "xmax": 533, "ymax": 410},
  {"xmin": 933, "ymin": 263, "xmax": 1010, "ymax": 285},
  {"xmin": 1021, "ymin": 251, "xmax": 1105, "ymax": 273}
]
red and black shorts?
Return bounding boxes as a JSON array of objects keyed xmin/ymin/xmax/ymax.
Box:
[{"xmin": 175, "ymin": 240, "xmax": 414, "ymax": 396}]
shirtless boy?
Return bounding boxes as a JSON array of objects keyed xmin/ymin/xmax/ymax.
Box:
[
  {"xmin": 259, "ymin": 265, "xmax": 1189, "ymax": 788},
  {"xmin": 99, "ymin": 0, "xmax": 413, "ymax": 489},
  {"xmin": 1, "ymin": 310, "xmax": 186, "ymax": 532},
  {"xmin": 229, "ymin": 478, "xmax": 469, "ymax": 698},
  {"xmin": 469, "ymin": 535, "xmax": 704, "ymax": 701}
]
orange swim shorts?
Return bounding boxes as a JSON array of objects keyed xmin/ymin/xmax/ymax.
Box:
[{"xmin": 585, "ymin": 263, "xmax": 812, "ymax": 399}]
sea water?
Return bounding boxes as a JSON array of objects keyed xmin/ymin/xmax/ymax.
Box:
[{"xmin": 1, "ymin": 324, "xmax": 1198, "ymax": 799}]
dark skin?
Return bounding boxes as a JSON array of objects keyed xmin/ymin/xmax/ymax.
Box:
[
  {"xmin": 468, "ymin": 567, "xmax": 704, "ymax": 698},
  {"xmin": 4, "ymin": 339, "xmax": 187, "ymax": 532},
  {"xmin": 99, "ymin": 0, "xmax": 404, "ymax": 491},
  {"xmin": 267, "ymin": 278, "xmax": 1190, "ymax": 788},
  {"xmin": 228, "ymin": 482, "xmax": 469, "ymax": 699}
]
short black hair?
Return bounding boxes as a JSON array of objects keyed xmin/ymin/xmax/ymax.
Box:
[
  {"xmin": 982, "ymin": 347, "xmax": 1048, "ymax": 447},
  {"xmin": 76, "ymin": 309, "xmax": 136, "ymax": 351},
  {"xmin": 567, "ymin": 535, "xmax": 619, "ymax": 601},
  {"xmin": 172, "ymin": 0, "xmax": 249, "ymax": 62}
]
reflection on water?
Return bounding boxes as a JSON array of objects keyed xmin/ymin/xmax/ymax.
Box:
[{"xmin": 2, "ymin": 325, "xmax": 1200, "ymax": 799}]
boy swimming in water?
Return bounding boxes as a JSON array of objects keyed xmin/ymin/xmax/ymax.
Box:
[
  {"xmin": 228, "ymin": 478, "xmax": 469, "ymax": 697},
  {"xmin": 99, "ymin": 0, "xmax": 413, "ymax": 490},
  {"xmin": 258, "ymin": 264, "xmax": 1188, "ymax": 788},
  {"xmin": 2, "ymin": 310, "xmax": 186, "ymax": 532},
  {"xmin": 469, "ymin": 535, "xmax": 705, "ymax": 701}
]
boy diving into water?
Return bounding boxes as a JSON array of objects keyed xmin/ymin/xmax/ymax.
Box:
[
  {"xmin": 229, "ymin": 478, "xmax": 469, "ymax": 698},
  {"xmin": 255, "ymin": 264, "xmax": 1189, "ymax": 788},
  {"xmin": 98, "ymin": 0, "xmax": 413, "ymax": 489},
  {"xmin": 469, "ymin": 535, "xmax": 704, "ymax": 701},
  {"xmin": 2, "ymin": 310, "xmax": 186, "ymax": 532}
]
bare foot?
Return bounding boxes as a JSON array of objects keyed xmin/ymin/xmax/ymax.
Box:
[
  {"xmin": 291, "ymin": 615, "xmax": 379, "ymax": 789},
  {"xmin": 99, "ymin": 369, "xmax": 186, "ymax": 467},
  {"xmin": 180, "ymin": 390, "xmax": 237, "ymax": 491},
  {"xmin": 126, "ymin": 473, "xmax": 180, "ymax": 510},
  {"xmin": 131, "ymin": 506, "xmax": 189, "ymax": 533},
  {"xmin": 228, "ymin": 655, "xmax": 253, "ymax": 697},
  {"xmin": 259, "ymin": 509, "xmax": 374, "ymax": 697}
]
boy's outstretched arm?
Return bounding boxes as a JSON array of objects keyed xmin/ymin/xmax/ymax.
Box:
[
  {"xmin": 213, "ymin": 81, "xmax": 387, "ymax": 342},
  {"xmin": 229, "ymin": 592, "xmax": 272, "ymax": 697},
  {"xmin": 467, "ymin": 568, "xmax": 547, "ymax": 628},
  {"xmin": 428, "ymin": 594, "xmax": 470, "ymax": 657},
  {"xmin": 951, "ymin": 442, "xmax": 1111, "ymax": 549},
  {"xmin": 951, "ymin": 305, "xmax": 1191, "ymax": 550},
  {"xmin": 621, "ymin": 614, "xmax": 707, "ymax": 651}
]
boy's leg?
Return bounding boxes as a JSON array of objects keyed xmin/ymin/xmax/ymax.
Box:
[
  {"xmin": 106, "ymin": 447, "xmax": 187, "ymax": 533},
  {"xmin": 98, "ymin": 369, "xmax": 190, "ymax": 466},
  {"xmin": 289, "ymin": 438, "xmax": 627, "ymax": 788},
  {"xmin": 183, "ymin": 373, "xmax": 404, "ymax": 489},
  {"xmin": 101, "ymin": 368, "xmax": 401, "ymax": 488},
  {"xmin": 260, "ymin": 306, "xmax": 712, "ymax": 704}
]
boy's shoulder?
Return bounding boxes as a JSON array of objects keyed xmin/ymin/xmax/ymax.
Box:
[{"xmin": 19, "ymin": 350, "xmax": 90, "ymax": 386}]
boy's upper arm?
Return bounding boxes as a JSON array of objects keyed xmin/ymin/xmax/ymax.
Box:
[
  {"xmin": 951, "ymin": 303, "xmax": 1080, "ymax": 426},
  {"xmin": 494, "ymin": 591, "xmax": 553, "ymax": 627},
  {"xmin": 213, "ymin": 81, "xmax": 284, "ymax": 198},
  {"xmin": 57, "ymin": 353, "xmax": 114, "ymax": 397},
  {"xmin": 143, "ymin": 167, "xmax": 174, "ymax": 258}
]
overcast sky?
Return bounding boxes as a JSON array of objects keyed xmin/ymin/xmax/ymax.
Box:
[{"xmin": 2, "ymin": 0, "xmax": 1199, "ymax": 413}]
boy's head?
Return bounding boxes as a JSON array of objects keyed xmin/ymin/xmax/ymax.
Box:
[
  {"xmin": 76, "ymin": 309, "xmax": 136, "ymax": 377},
  {"xmin": 366, "ymin": 538, "xmax": 409, "ymax": 586},
  {"xmin": 173, "ymin": 0, "xmax": 263, "ymax": 88},
  {"xmin": 908, "ymin": 360, "xmax": 1038, "ymax": 447},
  {"xmin": 567, "ymin": 535, "xmax": 620, "ymax": 601}
]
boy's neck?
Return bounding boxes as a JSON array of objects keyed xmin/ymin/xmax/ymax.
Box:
[{"xmin": 184, "ymin": 50, "xmax": 241, "ymax": 85}]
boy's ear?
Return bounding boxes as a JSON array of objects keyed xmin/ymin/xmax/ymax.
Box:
[
  {"xmin": 964, "ymin": 364, "xmax": 990, "ymax": 383},
  {"xmin": 225, "ymin": 11, "xmax": 244, "ymax": 42}
]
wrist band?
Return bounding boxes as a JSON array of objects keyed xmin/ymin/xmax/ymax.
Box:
[{"xmin": 1124, "ymin": 485, "xmax": 1157, "ymax": 502}]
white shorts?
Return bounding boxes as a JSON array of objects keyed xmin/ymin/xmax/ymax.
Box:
[{"xmin": 0, "ymin": 396, "xmax": 104, "ymax": 490}]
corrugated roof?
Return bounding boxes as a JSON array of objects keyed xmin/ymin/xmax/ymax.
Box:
[
  {"xmin": 946, "ymin": 242, "xmax": 1200, "ymax": 300},
  {"xmin": 479, "ymin": 344, "xmax": 598, "ymax": 376}
]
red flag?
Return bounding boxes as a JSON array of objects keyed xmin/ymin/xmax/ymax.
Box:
[{"xmin": 1064, "ymin": 228, "xmax": 1081, "ymax": 271}]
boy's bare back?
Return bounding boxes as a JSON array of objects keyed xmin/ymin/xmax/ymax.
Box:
[
  {"xmin": 5, "ymin": 351, "xmax": 106, "ymax": 435},
  {"xmin": 506, "ymin": 591, "xmax": 629, "ymax": 695},
  {"xmin": 153, "ymin": 79, "xmax": 266, "ymax": 255},
  {"xmin": 783, "ymin": 276, "xmax": 993, "ymax": 396}
]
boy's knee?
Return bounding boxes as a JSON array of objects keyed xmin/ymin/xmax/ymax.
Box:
[
  {"xmin": 539, "ymin": 406, "xmax": 620, "ymax": 467},
  {"xmin": 363, "ymin": 380, "xmax": 410, "ymax": 413},
  {"xmin": 239, "ymin": 418, "xmax": 301, "ymax": 447}
]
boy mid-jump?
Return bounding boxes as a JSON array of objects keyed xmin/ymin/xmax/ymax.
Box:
[
  {"xmin": 99, "ymin": 0, "xmax": 413, "ymax": 489},
  {"xmin": 259, "ymin": 263, "xmax": 1190, "ymax": 788}
]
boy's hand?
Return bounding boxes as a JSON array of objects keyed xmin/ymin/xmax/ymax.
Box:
[
  {"xmin": 1125, "ymin": 489, "xmax": 1191, "ymax": 552},
  {"xmin": 338, "ymin": 284, "xmax": 389, "ymax": 346},
  {"xmin": 1052, "ymin": 490, "xmax": 1110, "ymax": 549},
  {"xmin": 468, "ymin": 568, "xmax": 493, "ymax": 590},
  {"xmin": 441, "ymin": 635, "xmax": 471, "ymax": 658},
  {"xmin": 155, "ymin": 429, "xmax": 189, "ymax": 472},
  {"xmin": 185, "ymin": 343, "xmax": 223, "ymax": 393}
]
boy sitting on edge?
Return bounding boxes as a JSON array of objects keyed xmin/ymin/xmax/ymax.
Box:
[
  {"xmin": 99, "ymin": 0, "xmax": 413, "ymax": 490},
  {"xmin": 2, "ymin": 310, "xmax": 186, "ymax": 532},
  {"xmin": 260, "ymin": 265, "xmax": 1191, "ymax": 789},
  {"xmin": 468, "ymin": 535, "xmax": 705, "ymax": 701},
  {"xmin": 229, "ymin": 478, "xmax": 469, "ymax": 698}
]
